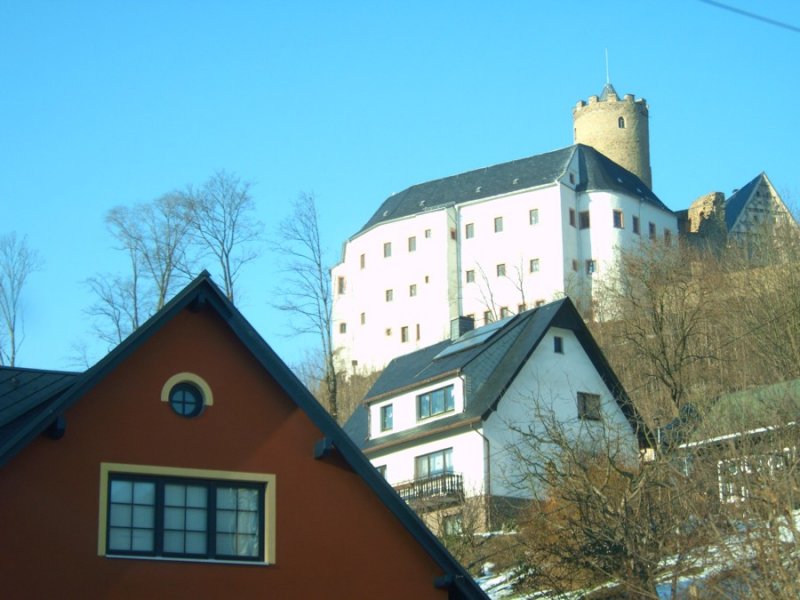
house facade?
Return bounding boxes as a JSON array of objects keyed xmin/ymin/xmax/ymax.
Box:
[
  {"xmin": 331, "ymin": 85, "xmax": 677, "ymax": 375},
  {"xmin": 344, "ymin": 298, "xmax": 647, "ymax": 533},
  {"xmin": 0, "ymin": 273, "xmax": 486, "ymax": 599}
]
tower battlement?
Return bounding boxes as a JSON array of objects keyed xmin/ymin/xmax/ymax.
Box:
[{"xmin": 573, "ymin": 83, "xmax": 652, "ymax": 189}]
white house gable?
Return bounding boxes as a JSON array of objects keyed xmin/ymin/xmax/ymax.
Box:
[{"xmin": 484, "ymin": 325, "xmax": 636, "ymax": 498}]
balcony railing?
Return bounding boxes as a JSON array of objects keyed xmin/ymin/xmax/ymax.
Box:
[{"xmin": 394, "ymin": 473, "xmax": 464, "ymax": 508}]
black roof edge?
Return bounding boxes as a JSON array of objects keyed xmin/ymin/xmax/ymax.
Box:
[{"xmin": 0, "ymin": 271, "xmax": 487, "ymax": 598}]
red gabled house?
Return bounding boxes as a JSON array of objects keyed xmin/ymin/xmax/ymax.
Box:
[{"xmin": 0, "ymin": 272, "xmax": 486, "ymax": 599}]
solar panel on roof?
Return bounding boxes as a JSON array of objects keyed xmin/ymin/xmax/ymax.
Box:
[{"xmin": 433, "ymin": 317, "xmax": 509, "ymax": 360}]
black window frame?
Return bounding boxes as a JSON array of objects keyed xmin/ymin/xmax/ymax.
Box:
[
  {"xmin": 106, "ymin": 473, "xmax": 265, "ymax": 563},
  {"xmin": 380, "ymin": 404, "xmax": 393, "ymax": 431},
  {"xmin": 169, "ymin": 382, "xmax": 204, "ymax": 418},
  {"xmin": 579, "ymin": 210, "xmax": 590, "ymax": 229},
  {"xmin": 577, "ymin": 392, "xmax": 602, "ymax": 421},
  {"xmin": 414, "ymin": 447, "xmax": 454, "ymax": 478},
  {"xmin": 417, "ymin": 385, "xmax": 455, "ymax": 420}
]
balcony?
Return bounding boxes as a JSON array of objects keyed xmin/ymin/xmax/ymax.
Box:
[{"xmin": 394, "ymin": 473, "xmax": 464, "ymax": 511}]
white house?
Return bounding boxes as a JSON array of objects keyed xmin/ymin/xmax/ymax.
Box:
[
  {"xmin": 343, "ymin": 298, "xmax": 648, "ymax": 533},
  {"xmin": 331, "ymin": 143, "xmax": 677, "ymax": 374},
  {"xmin": 331, "ymin": 84, "xmax": 678, "ymax": 375}
]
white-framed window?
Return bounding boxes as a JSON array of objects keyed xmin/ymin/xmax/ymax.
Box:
[
  {"xmin": 401, "ymin": 326, "xmax": 409, "ymax": 343},
  {"xmin": 409, "ymin": 284, "xmax": 417, "ymax": 297},
  {"xmin": 577, "ymin": 392, "xmax": 601, "ymax": 421},
  {"xmin": 417, "ymin": 385, "xmax": 455, "ymax": 420},
  {"xmin": 424, "ymin": 229, "xmax": 432, "ymax": 238},
  {"xmin": 529, "ymin": 258, "xmax": 540, "ymax": 273},
  {"xmin": 339, "ymin": 322, "xmax": 347, "ymax": 334},
  {"xmin": 385, "ymin": 289, "xmax": 393, "ymax": 302},
  {"xmin": 494, "ymin": 216, "xmax": 503, "ymax": 233},
  {"xmin": 98, "ymin": 463, "xmax": 275, "ymax": 564},
  {"xmin": 383, "ymin": 242, "xmax": 392, "ymax": 257},
  {"xmin": 586, "ymin": 259, "xmax": 596, "ymax": 275},
  {"xmin": 529, "ymin": 208, "xmax": 539, "ymax": 225},
  {"xmin": 408, "ymin": 236, "xmax": 416, "ymax": 252},
  {"xmin": 360, "ymin": 312, "xmax": 366, "ymax": 325},
  {"xmin": 337, "ymin": 276, "xmax": 346, "ymax": 295},
  {"xmin": 496, "ymin": 263, "xmax": 506, "ymax": 277},
  {"xmin": 466, "ymin": 269, "xmax": 475, "ymax": 283},
  {"xmin": 360, "ymin": 253, "xmax": 366, "ymax": 269},
  {"xmin": 613, "ymin": 209, "xmax": 624, "ymax": 229},
  {"xmin": 465, "ymin": 223, "xmax": 474, "ymax": 239}
]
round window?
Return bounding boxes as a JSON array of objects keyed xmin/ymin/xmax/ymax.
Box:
[{"xmin": 168, "ymin": 382, "xmax": 204, "ymax": 418}]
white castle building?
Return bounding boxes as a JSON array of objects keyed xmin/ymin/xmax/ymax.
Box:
[{"xmin": 331, "ymin": 84, "xmax": 678, "ymax": 374}]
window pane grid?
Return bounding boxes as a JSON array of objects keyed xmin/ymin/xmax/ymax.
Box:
[
  {"xmin": 417, "ymin": 385, "xmax": 455, "ymax": 419},
  {"xmin": 107, "ymin": 475, "xmax": 264, "ymax": 562}
]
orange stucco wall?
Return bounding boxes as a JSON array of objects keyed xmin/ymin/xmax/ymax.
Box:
[{"xmin": 0, "ymin": 306, "xmax": 451, "ymax": 599}]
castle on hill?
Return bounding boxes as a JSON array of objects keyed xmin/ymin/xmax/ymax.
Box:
[{"xmin": 330, "ymin": 83, "xmax": 794, "ymax": 375}]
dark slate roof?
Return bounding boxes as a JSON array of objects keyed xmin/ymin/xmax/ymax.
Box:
[
  {"xmin": 724, "ymin": 172, "xmax": 765, "ymax": 231},
  {"xmin": 0, "ymin": 367, "xmax": 79, "ymax": 446},
  {"xmin": 0, "ymin": 271, "xmax": 486, "ymax": 599},
  {"xmin": 357, "ymin": 144, "xmax": 669, "ymax": 234},
  {"xmin": 344, "ymin": 299, "xmax": 648, "ymax": 452}
]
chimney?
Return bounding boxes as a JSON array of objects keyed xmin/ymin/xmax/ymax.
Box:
[{"xmin": 450, "ymin": 316, "xmax": 475, "ymax": 341}]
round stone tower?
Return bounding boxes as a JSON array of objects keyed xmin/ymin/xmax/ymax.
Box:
[{"xmin": 573, "ymin": 83, "xmax": 652, "ymax": 190}]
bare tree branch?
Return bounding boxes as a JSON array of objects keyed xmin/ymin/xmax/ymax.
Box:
[{"xmin": 0, "ymin": 232, "xmax": 43, "ymax": 366}]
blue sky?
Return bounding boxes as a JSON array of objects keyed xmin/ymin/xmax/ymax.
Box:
[{"xmin": 3, "ymin": 1, "xmax": 799, "ymax": 372}]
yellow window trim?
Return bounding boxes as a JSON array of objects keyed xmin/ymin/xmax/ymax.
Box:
[
  {"xmin": 98, "ymin": 462, "xmax": 276, "ymax": 564},
  {"xmin": 161, "ymin": 372, "xmax": 214, "ymax": 406}
]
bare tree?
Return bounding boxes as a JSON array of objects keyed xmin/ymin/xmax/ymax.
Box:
[
  {"xmin": 271, "ymin": 193, "xmax": 339, "ymax": 420},
  {"xmin": 186, "ymin": 171, "xmax": 261, "ymax": 302},
  {"xmin": 0, "ymin": 232, "xmax": 43, "ymax": 366},
  {"xmin": 507, "ymin": 405, "xmax": 711, "ymax": 599},
  {"xmin": 594, "ymin": 243, "xmax": 719, "ymax": 414},
  {"xmin": 88, "ymin": 193, "xmax": 194, "ymax": 346},
  {"xmin": 106, "ymin": 193, "xmax": 194, "ymax": 310}
]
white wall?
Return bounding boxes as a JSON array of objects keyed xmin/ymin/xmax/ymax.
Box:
[
  {"xmin": 483, "ymin": 326, "xmax": 638, "ymax": 499},
  {"xmin": 331, "ymin": 208, "xmax": 456, "ymax": 373},
  {"xmin": 369, "ymin": 428, "xmax": 488, "ymax": 498},
  {"xmin": 459, "ymin": 184, "xmax": 566, "ymax": 323},
  {"xmin": 369, "ymin": 376, "xmax": 465, "ymax": 439},
  {"xmin": 331, "ymin": 182, "xmax": 677, "ymax": 373}
]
